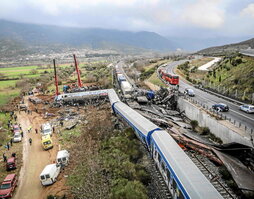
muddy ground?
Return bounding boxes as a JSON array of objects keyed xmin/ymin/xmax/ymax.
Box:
[{"xmin": 13, "ymin": 96, "xmax": 69, "ymax": 199}]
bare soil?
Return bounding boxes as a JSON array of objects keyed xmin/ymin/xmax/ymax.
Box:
[{"xmin": 13, "ymin": 96, "xmax": 67, "ymax": 199}]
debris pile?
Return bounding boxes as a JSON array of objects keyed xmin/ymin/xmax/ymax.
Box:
[{"xmin": 153, "ymin": 87, "xmax": 178, "ymax": 110}]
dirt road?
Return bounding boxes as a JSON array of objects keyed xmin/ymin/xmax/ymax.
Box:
[{"xmin": 14, "ymin": 97, "xmax": 58, "ymax": 199}]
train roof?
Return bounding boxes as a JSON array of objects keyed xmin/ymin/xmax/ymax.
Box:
[
  {"xmin": 114, "ymin": 102, "xmax": 158, "ymax": 136},
  {"xmin": 107, "ymin": 89, "xmax": 120, "ymax": 105},
  {"xmin": 152, "ymin": 130, "xmax": 223, "ymax": 199}
]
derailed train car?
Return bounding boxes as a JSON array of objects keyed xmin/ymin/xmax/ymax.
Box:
[
  {"xmin": 55, "ymin": 90, "xmax": 108, "ymax": 104},
  {"xmin": 110, "ymin": 93, "xmax": 223, "ymax": 199},
  {"xmin": 55, "ymin": 89, "xmax": 223, "ymax": 199}
]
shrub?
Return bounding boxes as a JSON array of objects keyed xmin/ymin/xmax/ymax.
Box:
[
  {"xmin": 110, "ymin": 179, "xmax": 148, "ymax": 199},
  {"xmin": 201, "ymin": 127, "xmax": 210, "ymax": 135},
  {"xmin": 190, "ymin": 120, "xmax": 198, "ymax": 130}
]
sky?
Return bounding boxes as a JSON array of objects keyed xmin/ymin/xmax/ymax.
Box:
[{"xmin": 0, "ymin": 0, "xmax": 254, "ymax": 39}]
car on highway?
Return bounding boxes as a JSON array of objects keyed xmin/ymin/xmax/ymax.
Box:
[
  {"xmin": 184, "ymin": 88, "xmax": 195, "ymax": 97},
  {"xmin": 239, "ymin": 104, "xmax": 254, "ymax": 113},
  {"xmin": 0, "ymin": 174, "xmax": 18, "ymax": 198},
  {"xmin": 212, "ymin": 103, "xmax": 229, "ymax": 112}
]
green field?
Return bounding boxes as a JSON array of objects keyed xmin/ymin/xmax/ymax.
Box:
[
  {"xmin": 0, "ymin": 80, "xmax": 17, "ymax": 89},
  {"xmin": 0, "ymin": 89, "xmax": 20, "ymax": 106}
]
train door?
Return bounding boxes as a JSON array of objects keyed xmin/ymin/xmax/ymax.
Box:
[
  {"xmin": 172, "ymin": 179, "xmax": 177, "ymax": 199},
  {"xmin": 153, "ymin": 145, "xmax": 159, "ymax": 164}
]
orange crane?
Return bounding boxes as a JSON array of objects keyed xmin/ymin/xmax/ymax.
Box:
[{"xmin": 73, "ymin": 54, "xmax": 83, "ymax": 88}]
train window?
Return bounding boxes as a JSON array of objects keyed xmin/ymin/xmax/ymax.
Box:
[
  {"xmin": 161, "ymin": 162, "xmax": 165, "ymax": 171},
  {"xmin": 166, "ymin": 169, "xmax": 171, "ymax": 181},
  {"xmin": 158, "ymin": 153, "xmax": 161, "ymax": 162},
  {"xmin": 173, "ymin": 179, "xmax": 177, "ymax": 190}
]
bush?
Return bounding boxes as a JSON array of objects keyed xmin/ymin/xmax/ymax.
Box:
[
  {"xmin": 29, "ymin": 69, "xmax": 38, "ymax": 75},
  {"xmin": 190, "ymin": 120, "xmax": 198, "ymax": 130},
  {"xmin": 201, "ymin": 127, "xmax": 210, "ymax": 135},
  {"xmin": 110, "ymin": 179, "xmax": 148, "ymax": 199}
]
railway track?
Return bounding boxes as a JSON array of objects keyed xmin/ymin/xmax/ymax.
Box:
[
  {"xmin": 145, "ymin": 153, "xmax": 172, "ymax": 199},
  {"xmin": 187, "ymin": 151, "xmax": 237, "ymax": 199}
]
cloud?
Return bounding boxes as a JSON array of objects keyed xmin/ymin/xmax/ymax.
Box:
[
  {"xmin": 182, "ymin": 0, "xmax": 224, "ymax": 29},
  {"xmin": 241, "ymin": 3, "xmax": 254, "ymax": 18},
  {"xmin": 0, "ymin": 0, "xmax": 253, "ymax": 39}
]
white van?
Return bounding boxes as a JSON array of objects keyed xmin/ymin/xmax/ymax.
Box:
[
  {"xmin": 40, "ymin": 164, "xmax": 60, "ymax": 186},
  {"xmin": 13, "ymin": 132, "xmax": 22, "ymax": 142},
  {"xmin": 41, "ymin": 123, "xmax": 52, "ymax": 136},
  {"xmin": 56, "ymin": 150, "xmax": 70, "ymax": 167}
]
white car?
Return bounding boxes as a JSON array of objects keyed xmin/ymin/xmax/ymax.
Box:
[
  {"xmin": 13, "ymin": 132, "xmax": 22, "ymax": 142},
  {"xmin": 184, "ymin": 88, "xmax": 195, "ymax": 97},
  {"xmin": 239, "ymin": 104, "xmax": 254, "ymax": 113}
]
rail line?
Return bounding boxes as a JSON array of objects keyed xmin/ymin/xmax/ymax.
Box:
[{"xmin": 187, "ymin": 151, "xmax": 237, "ymax": 199}]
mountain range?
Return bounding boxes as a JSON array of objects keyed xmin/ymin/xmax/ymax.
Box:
[
  {"xmin": 0, "ymin": 19, "xmax": 253, "ymax": 58},
  {"xmin": 0, "ymin": 19, "xmax": 175, "ymax": 56}
]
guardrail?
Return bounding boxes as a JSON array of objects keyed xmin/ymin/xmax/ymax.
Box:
[
  {"xmin": 156, "ymin": 64, "xmax": 254, "ymax": 138},
  {"xmin": 183, "ymin": 95, "xmax": 254, "ymax": 136}
]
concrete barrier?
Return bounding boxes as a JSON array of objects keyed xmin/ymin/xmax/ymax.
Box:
[{"xmin": 178, "ymin": 97, "xmax": 253, "ymax": 147}]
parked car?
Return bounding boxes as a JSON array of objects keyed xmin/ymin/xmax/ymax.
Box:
[
  {"xmin": 12, "ymin": 125, "xmax": 20, "ymax": 134},
  {"xmin": 41, "ymin": 135, "xmax": 53, "ymax": 150},
  {"xmin": 40, "ymin": 164, "xmax": 60, "ymax": 186},
  {"xmin": 184, "ymin": 88, "xmax": 195, "ymax": 97},
  {"xmin": 212, "ymin": 103, "xmax": 229, "ymax": 112},
  {"xmin": 6, "ymin": 158, "xmax": 16, "ymax": 171},
  {"xmin": 56, "ymin": 150, "xmax": 70, "ymax": 167},
  {"xmin": 41, "ymin": 123, "xmax": 52, "ymax": 136},
  {"xmin": 0, "ymin": 174, "xmax": 18, "ymax": 198},
  {"xmin": 239, "ymin": 104, "xmax": 254, "ymax": 113},
  {"xmin": 13, "ymin": 133, "xmax": 22, "ymax": 143},
  {"xmin": 19, "ymin": 105, "xmax": 27, "ymax": 111}
]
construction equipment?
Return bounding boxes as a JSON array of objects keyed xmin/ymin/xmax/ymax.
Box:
[
  {"xmin": 53, "ymin": 59, "xmax": 60, "ymax": 96},
  {"xmin": 73, "ymin": 54, "xmax": 83, "ymax": 88}
]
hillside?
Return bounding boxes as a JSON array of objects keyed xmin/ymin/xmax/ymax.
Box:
[
  {"xmin": 204, "ymin": 55, "xmax": 254, "ymax": 101},
  {"xmin": 197, "ymin": 38, "xmax": 254, "ymax": 56},
  {"xmin": 0, "ymin": 20, "xmax": 175, "ymax": 56}
]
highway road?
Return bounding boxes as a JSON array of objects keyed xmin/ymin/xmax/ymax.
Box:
[{"xmin": 165, "ymin": 60, "xmax": 254, "ymax": 135}]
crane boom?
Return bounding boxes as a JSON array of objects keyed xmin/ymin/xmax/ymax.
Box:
[
  {"xmin": 53, "ymin": 59, "xmax": 60, "ymax": 96},
  {"xmin": 73, "ymin": 54, "xmax": 83, "ymax": 88}
]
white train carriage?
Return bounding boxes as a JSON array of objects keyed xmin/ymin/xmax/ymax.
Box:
[
  {"xmin": 55, "ymin": 89, "xmax": 108, "ymax": 102},
  {"xmin": 150, "ymin": 130, "xmax": 223, "ymax": 199},
  {"xmin": 112, "ymin": 101, "xmax": 160, "ymax": 143},
  {"xmin": 107, "ymin": 89, "xmax": 121, "ymax": 105}
]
